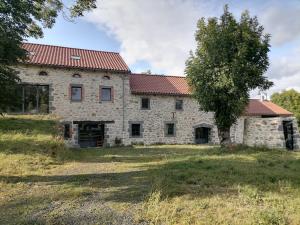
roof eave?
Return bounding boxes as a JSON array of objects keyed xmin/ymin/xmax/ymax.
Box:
[
  {"xmin": 21, "ymin": 62, "xmax": 131, "ymax": 74},
  {"xmin": 131, "ymin": 91, "xmax": 191, "ymax": 97},
  {"xmin": 244, "ymin": 113, "xmax": 294, "ymax": 117}
]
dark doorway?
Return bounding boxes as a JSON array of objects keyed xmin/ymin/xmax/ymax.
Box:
[
  {"xmin": 283, "ymin": 121, "xmax": 294, "ymax": 150},
  {"xmin": 78, "ymin": 122, "xmax": 105, "ymax": 148},
  {"xmin": 195, "ymin": 127, "xmax": 210, "ymax": 144}
]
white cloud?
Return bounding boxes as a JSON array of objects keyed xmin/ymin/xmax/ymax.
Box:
[
  {"xmin": 266, "ymin": 47, "xmax": 300, "ymax": 95},
  {"xmin": 85, "ymin": 0, "xmax": 215, "ymax": 74},
  {"xmin": 260, "ymin": 3, "xmax": 300, "ymax": 46}
]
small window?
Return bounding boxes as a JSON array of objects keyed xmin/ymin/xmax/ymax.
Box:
[
  {"xmin": 64, "ymin": 124, "xmax": 71, "ymax": 139},
  {"xmin": 103, "ymin": 75, "xmax": 110, "ymax": 80},
  {"xmin": 165, "ymin": 123, "xmax": 175, "ymax": 137},
  {"xmin": 71, "ymin": 55, "xmax": 81, "ymax": 60},
  {"xmin": 101, "ymin": 87, "xmax": 112, "ymax": 101},
  {"xmin": 38, "ymin": 71, "xmax": 48, "ymax": 76},
  {"xmin": 141, "ymin": 98, "xmax": 150, "ymax": 109},
  {"xmin": 175, "ymin": 99, "xmax": 183, "ymax": 110},
  {"xmin": 71, "ymin": 85, "xmax": 82, "ymax": 101},
  {"xmin": 72, "ymin": 73, "xmax": 81, "ymax": 78},
  {"xmin": 131, "ymin": 124, "xmax": 141, "ymax": 137}
]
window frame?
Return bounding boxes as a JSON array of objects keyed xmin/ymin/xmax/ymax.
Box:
[
  {"xmin": 8, "ymin": 83, "xmax": 50, "ymax": 114},
  {"xmin": 129, "ymin": 121, "xmax": 143, "ymax": 138},
  {"xmin": 141, "ymin": 97, "xmax": 150, "ymax": 110},
  {"xmin": 165, "ymin": 122, "xmax": 176, "ymax": 137},
  {"xmin": 70, "ymin": 84, "xmax": 83, "ymax": 102},
  {"xmin": 175, "ymin": 99, "xmax": 183, "ymax": 110},
  {"xmin": 100, "ymin": 86, "xmax": 113, "ymax": 102}
]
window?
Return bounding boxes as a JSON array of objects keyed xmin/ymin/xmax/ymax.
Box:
[
  {"xmin": 38, "ymin": 71, "xmax": 48, "ymax": 76},
  {"xmin": 165, "ymin": 123, "xmax": 175, "ymax": 137},
  {"xmin": 71, "ymin": 55, "xmax": 81, "ymax": 60},
  {"xmin": 175, "ymin": 99, "xmax": 183, "ymax": 110},
  {"xmin": 72, "ymin": 73, "xmax": 81, "ymax": 78},
  {"xmin": 101, "ymin": 87, "xmax": 112, "ymax": 101},
  {"xmin": 9, "ymin": 84, "xmax": 49, "ymax": 114},
  {"xmin": 64, "ymin": 124, "xmax": 71, "ymax": 139},
  {"xmin": 71, "ymin": 85, "xmax": 82, "ymax": 101},
  {"xmin": 131, "ymin": 123, "xmax": 141, "ymax": 137},
  {"xmin": 141, "ymin": 97, "xmax": 150, "ymax": 109}
]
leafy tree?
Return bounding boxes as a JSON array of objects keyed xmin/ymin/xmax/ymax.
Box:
[
  {"xmin": 0, "ymin": 0, "xmax": 96, "ymax": 112},
  {"xmin": 271, "ymin": 89, "xmax": 300, "ymax": 126},
  {"xmin": 185, "ymin": 6, "xmax": 273, "ymax": 146}
]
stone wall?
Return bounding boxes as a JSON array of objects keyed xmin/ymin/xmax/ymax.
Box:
[
  {"xmin": 230, "ymin": 117, "xmax": 245, "ymax": 144},
  {"xmin": 243, "ymin": 116, "xmax": 300, "ymax": 149},
  {"xmin": 16, "ymin": 65, "xmax": 130, "ymax": 146},
  {"xmin": 123, "ymin": 94, "xmax": 219, "ymax": 145}
]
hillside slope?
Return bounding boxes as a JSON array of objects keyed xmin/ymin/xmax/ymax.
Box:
[{"xmin": 0, "ymin": 116, "xmax": 300, "ymax": 225}]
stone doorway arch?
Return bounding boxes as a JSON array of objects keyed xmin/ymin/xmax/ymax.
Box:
[{"xmin": 193, "ymin": 123, "xmax": 213, "ymax": 144}]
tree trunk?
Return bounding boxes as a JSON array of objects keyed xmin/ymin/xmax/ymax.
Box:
[{"xmin": 218, "ymin": 127, "xmax": 231, "ymax": 146}]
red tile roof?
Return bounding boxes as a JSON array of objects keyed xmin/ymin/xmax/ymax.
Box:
[
  {"xmin": 245, "ymin": 99, "xmax": 293, "ymax": 116},
  {"xmin": 130, "ymin": 73, "xmax": 191, "ymax": 96},
  {"xmin": 22, "ymin": 43, "xmax": 130, "ymax": 72},
  {"xmin": 130, "ymin": 73, "xmax": 293, "ymax": 116}
]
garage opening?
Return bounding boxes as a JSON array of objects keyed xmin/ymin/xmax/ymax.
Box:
[
  {"xmin": 78, "ymin": 122, "xmax": 105, "ymax": 148},
  {"xmin": 195, "ymin": 127, "xmax": 210, "ymax": 144},
  {"xmin": 283, "ymin": 121, "xmax": 294, "ymax": 150}
]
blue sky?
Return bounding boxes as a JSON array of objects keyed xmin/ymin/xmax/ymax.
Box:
[{"xmin": 28, "ymin": 0, "xmax": 300, "ymax": 97}]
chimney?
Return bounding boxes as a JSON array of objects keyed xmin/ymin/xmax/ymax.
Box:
[{"xmin": 259, "ymin": 91, "xmax": 268, "ymax": 101}]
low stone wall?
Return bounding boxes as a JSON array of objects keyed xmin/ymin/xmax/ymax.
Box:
[{"xmin": 243, "ymin": 116, "xmax": 300, "ymax": 149}]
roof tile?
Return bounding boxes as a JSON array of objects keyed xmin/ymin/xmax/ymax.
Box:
[
  {"xmin": 22, "ymin": 43, "xmax": 130, "ymax": 72},
  {"xmin": 244, "ymin": 99, "xmax": 293, "ymax": 116},
  {"xmin": 130, "ymin": 73, "xmax": 191, "ymax": 96}
]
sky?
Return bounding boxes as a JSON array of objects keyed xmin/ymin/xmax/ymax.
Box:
[{"xmin": 28, "ymin": 0, "xmax": 300, "ymax": 98}]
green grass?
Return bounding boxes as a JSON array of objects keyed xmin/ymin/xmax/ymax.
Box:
[{"xmin": 0, "ymin": 116, "xmax": 300, "ymax": 225}]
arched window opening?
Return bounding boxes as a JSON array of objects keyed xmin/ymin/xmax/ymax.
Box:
[
  {"xmin": 38, "ymin": 71, "xmax": 48, "ymax": 76},
  {"xmin": 72, "ymin": 73, "xmax": 81, "ymax": 78}
]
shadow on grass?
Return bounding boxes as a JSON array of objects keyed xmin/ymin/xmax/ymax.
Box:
[{"xmin": 1, "ymin": 150, "xmax": 300, "ymax": 203}]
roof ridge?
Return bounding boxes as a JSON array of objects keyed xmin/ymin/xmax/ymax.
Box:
[
  {"xmin": 131, "ymin": 73, "xmax": 186, "ymax": 78},
  {"xmin": 23, "ymin": 42, "xmax": 121, "ymax": 55}
]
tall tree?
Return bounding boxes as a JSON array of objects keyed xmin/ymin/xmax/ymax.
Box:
[
  {"xmin": 0, "ymin": 0, "xmax": 96, "ymax": 112},
  {"xmin": 185, "ymin": 6, "xmax": 273, "ymax": 146},
  {"xmin": 271, "ymin": 89, "xmax": 300, "ymax": 126}
]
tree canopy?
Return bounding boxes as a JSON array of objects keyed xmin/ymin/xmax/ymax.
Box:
[
  {"xmin": 0, "ymin": 0, "xmax": 96, "ymax": 112},
  {"xmin": 271, "ymin": 89, "xmax": 300, "ymax": 126},
  {"xmin": 185, "ymin": 5, "xmax": 273, "ymax": 145}
]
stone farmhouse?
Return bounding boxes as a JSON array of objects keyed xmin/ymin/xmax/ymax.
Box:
[{"xmin": 11, "ymin": 43, "xmax": 300, "ymax": 150}]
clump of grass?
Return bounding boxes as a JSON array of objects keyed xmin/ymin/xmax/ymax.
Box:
[
  {"xmin": 255, "ymin": 208, "xmax": 289, "ymax": 225},
  {"xmin": 0, "ymin": 115, "xmax": 69, "ymax": 175}
]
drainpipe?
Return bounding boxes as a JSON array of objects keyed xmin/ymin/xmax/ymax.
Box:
[{"xmin": 122, "ymin": 74, "xmax": 125, "ymax": 132}]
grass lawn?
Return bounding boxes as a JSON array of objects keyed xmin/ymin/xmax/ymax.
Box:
[{"xmin": 0, "ymin": 116, "xmax": 300, "ymax": 225}]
